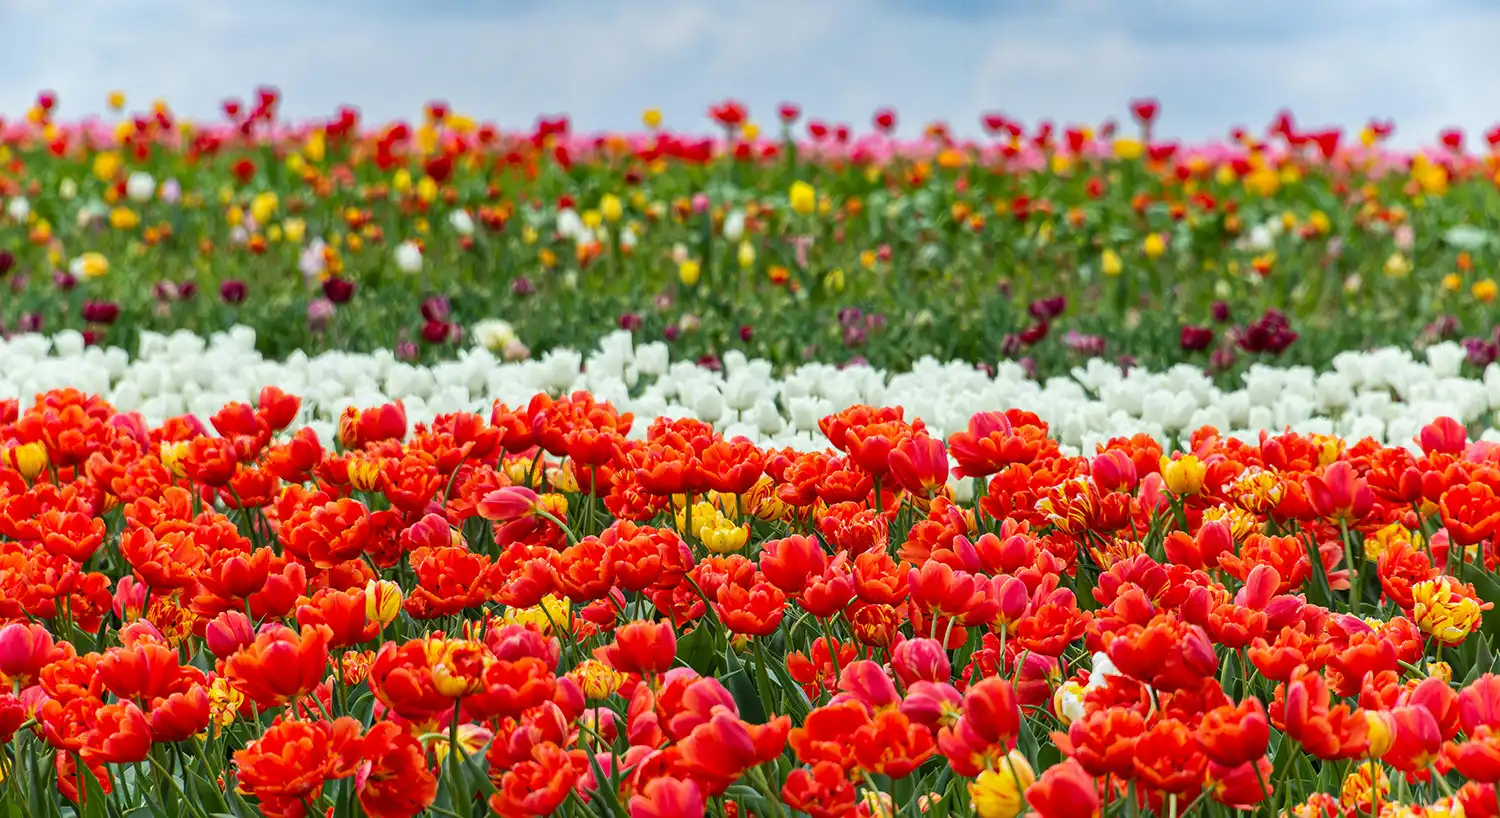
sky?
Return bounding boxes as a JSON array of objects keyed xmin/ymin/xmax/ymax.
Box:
[{"xmin": 1, "ymin": 0, "xmax": 1498, "ymax": 147}]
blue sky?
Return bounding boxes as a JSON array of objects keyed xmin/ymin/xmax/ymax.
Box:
[{"xmin": 2, "ymin": 0, "xmax": 1498, "ymax": 146}]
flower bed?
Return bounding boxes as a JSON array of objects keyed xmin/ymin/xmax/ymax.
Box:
[
  {"xmin": 2, "ymin": 91, "xmax": 1500, "ymax": 376},
  {"xmin": 0, "ymin": 382, "xmax": 1494, "ymax": 814}
]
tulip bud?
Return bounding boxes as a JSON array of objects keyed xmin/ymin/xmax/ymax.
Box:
[
  {"xmin": 204, "ymin": 611, "xmax": 255, "ymax": 660},
  {"xmin": 365, "ymin": 580, "xmax": 403, "ymax": 626},
  {"xmin": 570, "ymin": 659, "xmax": 627, "ymax": 700},
  {"xmin": 4, "ymin": 442, "xmax": 46, "ymax": 480},
  {"xmin": 1364, "ymin": 710, "xmax": 1395, "ymax": 759},
  {"xmin": 892, "ymin": 638, "xmax": 951, "ymax": 685},
  {"xmin": 1159, "ymin": 454, "xmax": 1207, "ymax": 496}
]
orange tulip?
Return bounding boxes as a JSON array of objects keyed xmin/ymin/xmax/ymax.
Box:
[
  {"xmin": 595, "ymin": 620, "xmax": 675, "ymax": 676},
  {"xmin": 1197, "ymin": 698, "xmax": 1270, "ymax": 766},
  {"xmin": 713, "ymin": 581, "xmax": 786, "ymax": 636},
  {"xmin": 83, "ymin": 701, "xmax": 152, "ymax": 764},
  {"xmin": 223, "ymin": 624, "xmax": 332, "ymax": 709},
  {"xmin": 357, "ymin": 722, "xmax": 439, "ymax": 818},
  {"xmin": 234, "ymin": 717, "xmax": 364, "ymax": 810},
  {"xmin": 1025, "ymin": 758, "xmax": 1101, "ymax": 818},
  {"xmin": 296, "ymin": 587, "xmax": 379, "ymax": 648}
]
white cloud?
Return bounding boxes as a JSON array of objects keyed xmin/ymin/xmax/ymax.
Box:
[{"xmin": 2, "ymin": 0, "xmax": 1498, "ymax": 147}]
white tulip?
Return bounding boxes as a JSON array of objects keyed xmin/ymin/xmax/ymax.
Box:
[
  {"xmin": 6, "ymin": 197, "xmax": 29, "ymax": 222},
  {"xmin": 471, "ymin": 319, "xmax": 517, "ymax": 352},
  {"xmin": 722, "ymin": 209, "xmax": 745, "ymax": 241},
  {"xmin": 394, "ymin": 241, "xmax": 423, "ymax": 274},
  {"xmin": 449, "ymin": 209, "xmax": 475, "ymax": 236},
  {"xmin": 126, "ymin": 172, "xmax": 155, "ymax": 203}
]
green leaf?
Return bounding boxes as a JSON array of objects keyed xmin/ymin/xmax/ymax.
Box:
[
  {"xmin": 676, "ymin": 624, "xmax": 717, "ymax": 675},
  {"xmin": 723, "ymin": 784, "xmax": 771, "ymax": 814},
  {"xmin": 77, "ymin": 757, "xmax": 109, "ymax": 818},
  {"xmin": 188, "ymin": 765, "xmax": 230, "ymax": 814},
  {"xmin": 1465, "ymin": 570, "xmax": 1500, "ymax": 642},
  {"xmin": 763, "ymin": 652, "xmax": 813, "ymax": 721},
  {"xmin": 723, "ymin": 644, "xmax": 767, "ymax": 724}
]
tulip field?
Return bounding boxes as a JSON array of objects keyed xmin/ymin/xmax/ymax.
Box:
[{"xmin": 1, "ymin": 90, "xmax": 1500, "ymax": 818}]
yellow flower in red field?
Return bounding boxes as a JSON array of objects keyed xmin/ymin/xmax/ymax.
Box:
[
  {"xmin": 569, "ymin": 659, "xmax": 627, "ymax": 700},
  {"xmin": 641, "ymin": 108, "xmax": 662, "ymax": 129},
  {"xmin": 1160, "ymin": 454, "xmax": 1206, "ymax": 496},
  {"xmin": 4, "ymin": 442, "xmax": 46, "ymax": 480},
  {"xmin": 1412, "ymin": 576, "xmax": 1490, "ymax": 645},
  {"xmin": 1113, "ymin": 138, "xmax": 1143, "ymax": 159},
  {"xmin": 107, "ymin": 90, "xmax": 126, "ymax": 111},
  {"xmin": 742, "ymin": 122, "xmax": 760, "ymax": 141},
  {"xmin": 969, "ymin": 751, "xmax": 1035, "ymax": 818},
  {"xmin": 365, "ymin": 580, "xmax": 403, "ymax": 626}
]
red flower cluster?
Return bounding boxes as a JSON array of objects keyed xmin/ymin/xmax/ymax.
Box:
[{"xmin": 0, "ymin": 388, "xmax": 1493, "ymax": 815}]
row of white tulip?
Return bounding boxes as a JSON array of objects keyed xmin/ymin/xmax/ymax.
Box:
[{"xmin": 1, "ymin": 326, "xmax": 1496, "ymax": 457}]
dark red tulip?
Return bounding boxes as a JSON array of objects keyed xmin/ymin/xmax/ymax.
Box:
[
  {"xmin": 1180, "ymin": 326, "xmax": 1214, "ymax": 352},
  {"xmin": 220, "ymin": 280, "xmax": 248, "ymax": 304}
]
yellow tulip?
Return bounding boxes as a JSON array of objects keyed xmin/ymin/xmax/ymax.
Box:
[
  {"xmin": 600, "ymin": 194, "xmax": 623, "ymax": 223},
  {"xmin": 416, "ymin": 176, "xmax": 438, "ymax": 204},
  {"xmin": 4, "ymin": 442, "xmax": 47, "ymax": 480},
  {"xmin": 969, "ymin": 752, "xmax": 1035, "ymax": 818},
  {"xmin": 789, "ymin": 181, "xmax": 816, "ymax": 215},
  {"xmin": 250, "ymin": 192, "xmax": 278, "ymax": 225},
  {"xmin": 92, "ymin": 151, "xmax": 122, "ymax": 182},
  {"xmin": 737, "ymin": 241, "xmax": 755, "ymax": 269},
  {"xmin": 75, "ymin": 252, "xmax": 110, "ymax": 279},
  {"xmin": 304, "ymin": 129, "xmax": 326, "ymax": 163},
  {"xmin": 1160, "ymin": 455, "xmax": 1206, "ymax": 496},
  {"xmin": 1100, "ymin": 248, "xmax": 1123, "ymax": 276},
  {"xmin": 678, "ymin": 260, "xmax": 701, "ymax": 287},
  {"xmin": 109, "ymin": 208, "xmax": 140, "ymax": 230}
]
